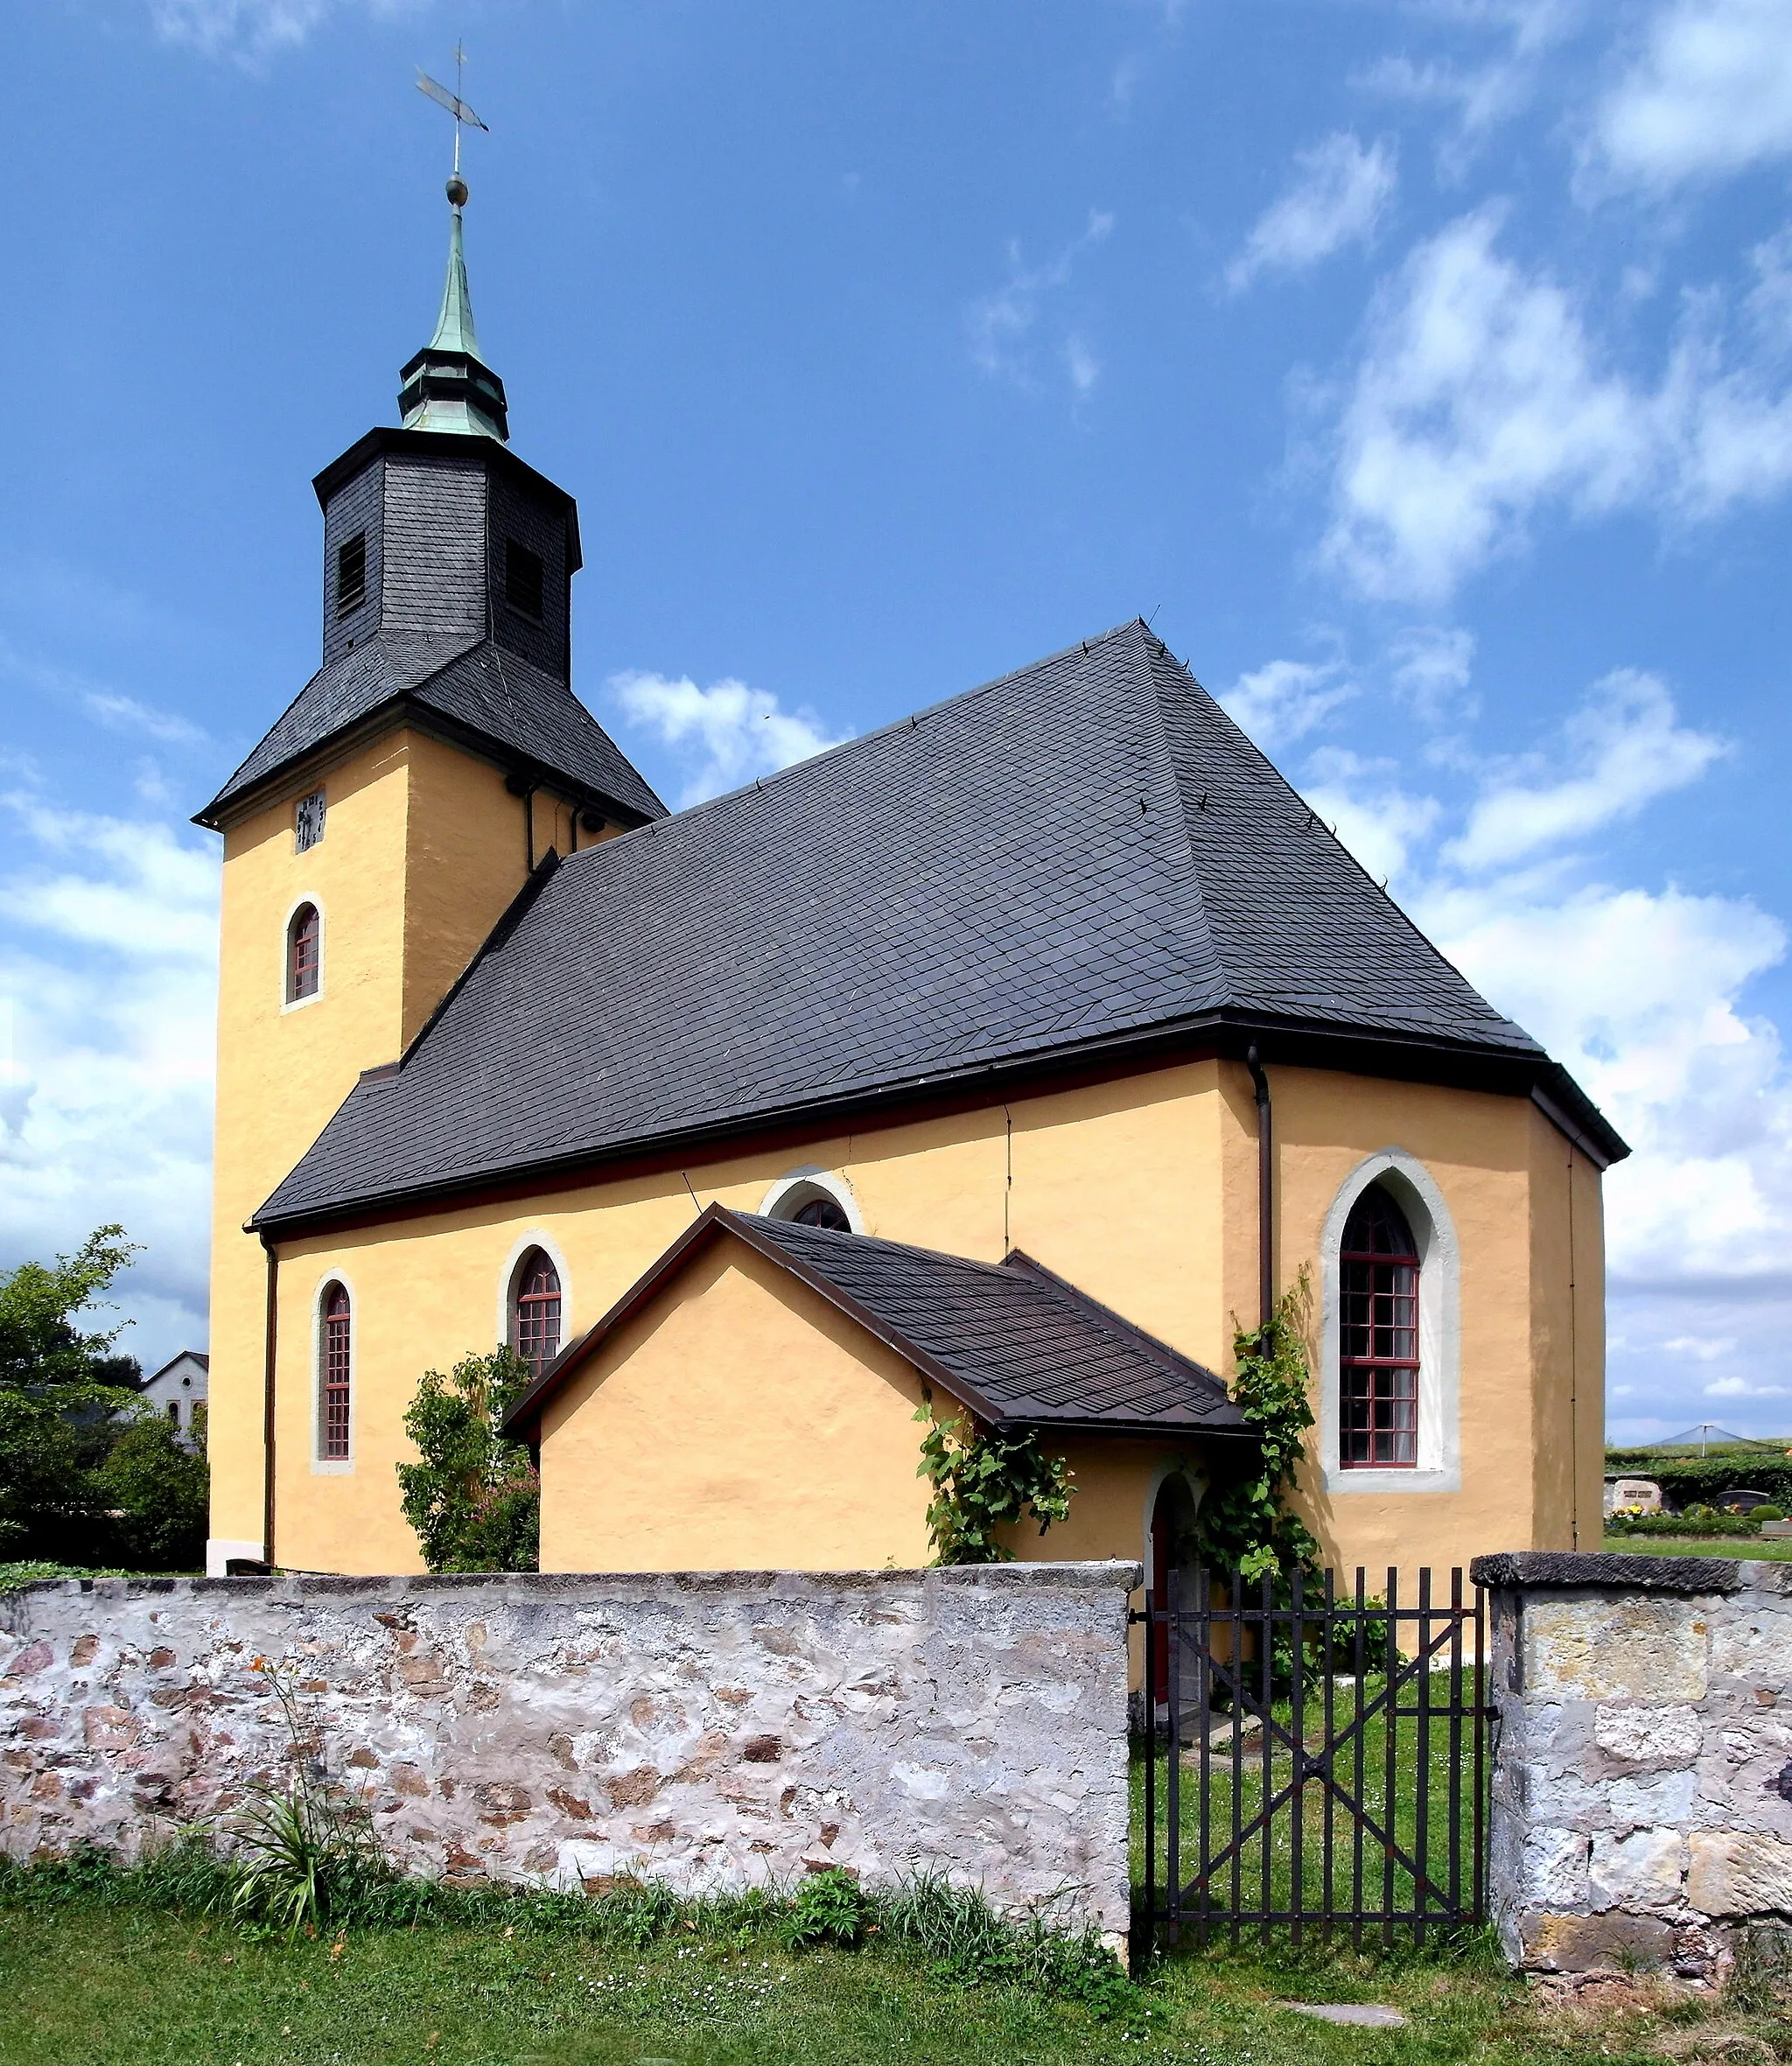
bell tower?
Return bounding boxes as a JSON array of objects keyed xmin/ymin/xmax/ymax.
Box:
[{"xmin": 194, "ymin": 169, "xmax": 663, "ymax": 1574}]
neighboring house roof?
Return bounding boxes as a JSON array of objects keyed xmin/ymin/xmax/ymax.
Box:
[
  {"xmin": 504, "ymin": 1205, "xmax": 1252, "ymax": 1442},
  {"xmin": 256, "ymin": 619, "xmax": 1626, "ymax": 1232},
  {"xmin": 193, "ymin": 629, "xmax": 667, "ymax": 829},
  {"xmin": 144, "ymin": 1351, "xmax": 210, "ymax": 1384}
]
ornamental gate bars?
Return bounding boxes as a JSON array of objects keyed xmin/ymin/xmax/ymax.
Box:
[{"xmin": 1133, "ymin": 1567, "xmax": 1494, "ymax": 1947}]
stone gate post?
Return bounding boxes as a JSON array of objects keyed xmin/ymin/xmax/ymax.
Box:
[{"xmin": 1472, "ymin": 1551, "xmax": 1792, "ymax": 1977}]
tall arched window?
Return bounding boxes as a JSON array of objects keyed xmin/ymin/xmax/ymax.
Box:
[
  {"xmin": 511, "ymin": 1250, "xmax": 562, "ymax": 1377},
  {"xmin": 1340, "ymin": 1186, "xmax": 1420, "ymax": 1468},
  {"xmin": 320, "ymin": 1283, "xmax": 352, "ymax": 1460},
  {"xmin": 287, "ymin": 903, "xmax": 320, "ymax": 1003}
]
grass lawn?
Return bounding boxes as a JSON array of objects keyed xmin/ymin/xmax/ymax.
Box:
[
  {"xmin": 3, "ymin": 1902, "xmax": 1787, "ymax": 2066},
  {"xmin": 1602, "ymin": 1533, "xmax": 1792, "ymax": 1562}
]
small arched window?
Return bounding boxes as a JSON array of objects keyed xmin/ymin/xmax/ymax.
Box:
[
  {"xmin": 790, "ymin": 1196, "xmax": 850, "ymax": 1230},
  {"xmin": 1339, "ymin": 1187, "xmax": 1419, "ymax": 1468},
  {"xmin": 287, "ymin": 903, "xmax": 320, "ymax": 1003},
  {"xmin": 511, "ymin": 1250, "xmax": 562, "ymax": 1377},
  {"xmin": 320, "ymin": 1283, "xmax": 352, "ymax": 1460}
]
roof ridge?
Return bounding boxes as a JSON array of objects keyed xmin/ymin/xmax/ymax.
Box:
[
  {"xmin": 739, "ymin": 1211, "xmax": 1023, "ymax": 1283},
  {"xmin": 1000, "ymin": 1249, "xmax": 1225, "ymax": 1386},
  {"xmin": 560, "ymin": 619, "xmax": 1157, "ymax": 866}
]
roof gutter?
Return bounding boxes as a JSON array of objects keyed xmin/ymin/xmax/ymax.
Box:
[{"xmin": 253, "ymin": 1006, "xmax": 1630, "ymax": 1240}]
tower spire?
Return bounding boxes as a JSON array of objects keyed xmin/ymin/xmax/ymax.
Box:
[{"xmin": 400, "ymin": 55, "xmax": 508, "ymax": 441}]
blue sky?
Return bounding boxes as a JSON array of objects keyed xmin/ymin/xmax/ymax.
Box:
[{"xmin": 4, "ymin": 0, "xmax": 1792, "ymax": 1440}]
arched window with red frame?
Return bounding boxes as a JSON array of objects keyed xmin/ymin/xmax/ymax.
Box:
[
  {"xmin": 511, "ymin": 1250, "xmax": 562, "ymax": 1378},
  {"xmin": 1339, "ymin": 1186, "xmax": 1420, "ymax": 1467},
  {"xmin": 320, "ymin": 1283, "xmax": 352, "ymax": 1460},
  {"xmin": 288, "ymin": 903, "xmax": 320, "ymax": 1003}
]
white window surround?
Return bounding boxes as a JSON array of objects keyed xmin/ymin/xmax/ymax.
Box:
[
  {"xmin": 494, "ymin": 1230, "xmax": 574, "ymax": 1355},
  {"xmin": 1317, "ymin": 1149, "xmax": 1461, "ymax": 1495},
  {"xmin": 310, "ymin": 1270, "xmax": 356, "ymax": 1474},
  {"xmin": 757, "ymin": 1166, "xmax": 864, "ymax": 1233},
  {"xmin": 279, "ymin": 892, "xmax": 326, "ymax": 1014},
  {"xmin": 1141, "ymin": 1460, "xmax": 1207, "ymax": 1596}
]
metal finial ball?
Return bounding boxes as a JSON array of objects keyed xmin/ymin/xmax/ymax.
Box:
[{"xmin": 446, "ymin": 174, "xmax": 469, "ymax": 207}]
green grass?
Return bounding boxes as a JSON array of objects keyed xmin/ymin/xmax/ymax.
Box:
[
  {"xmin": 6, "ymin": 1899, "xmax": 1775, "ymax": 2066},
  {"xmin": 1601, "ymin": 1532, "xmax": 1792, "ymax": 1562}
]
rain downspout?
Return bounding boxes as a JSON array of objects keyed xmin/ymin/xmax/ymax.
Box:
[{"xmin": 1246, "ymin": 1044, "xmax": 1273, "ymax": 1333}]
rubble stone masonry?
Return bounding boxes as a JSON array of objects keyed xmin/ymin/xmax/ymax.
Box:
[
  {"xmin": 1473, "ymin": 1552, "xmax": 1792, "ymax": 1976},
  {"xmin": 0, "ymin": 1563, "xmax": 1137, "ymax": 1942}
]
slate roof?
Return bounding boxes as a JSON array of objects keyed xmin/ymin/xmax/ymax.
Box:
[
  {"xmin": 504, "ymin": 1205, "xmax": 1251, "ymax": 1440},
  {"xmin": 256, "ymin": 619, "xmax": 1624, "ymax": 1229},
  {"xmin": 194, "ymin": 630, "xmax": 667, "ymax": 827}
]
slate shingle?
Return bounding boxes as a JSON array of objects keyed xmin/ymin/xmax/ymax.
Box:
[
  {"xmin": 256, "ymin": 620, "xmax": 1619, "ymax": 1229},
  {"xmin": 195, "ymin": 629, "xmax": 666, "ymax": 827}
]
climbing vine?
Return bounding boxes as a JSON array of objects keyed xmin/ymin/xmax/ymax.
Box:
[
  {"xmin": 914, "ymin": 1398, "xmax": 1074, "ymax": 1565},
  {"xmin": 1194, "ymin": 1267, "xmax": 1321, "ymax": 1585}
]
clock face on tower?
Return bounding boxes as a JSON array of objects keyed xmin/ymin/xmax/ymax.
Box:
[{"xmin": 294, "ymin": 788, "xmax": 327, "ymax": 854}]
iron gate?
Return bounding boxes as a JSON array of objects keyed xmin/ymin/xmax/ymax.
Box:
[{"xmin": 1133, "ymin": 1566, "xmax": 1494, "ymax": 1947}]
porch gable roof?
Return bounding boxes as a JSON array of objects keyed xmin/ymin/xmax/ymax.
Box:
[{"xmin": 503, "ymin": 1205, "xmax": 1253, "ymax": 1445}]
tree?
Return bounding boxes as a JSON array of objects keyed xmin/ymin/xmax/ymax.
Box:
[
  {"xmin": 396, "ymin": 1348, "xmax": 540, "ymax": 1572},
  {"xmin": 0, "ymin": 1226, "xmax": 144, "ymax": 1561},
  {"xmin": 0, "ymin": 1224, "xmax": 141, "ymax": 1392},
  {"xmin": 97, "ymin": 1405, "xmax": 209, "ymax": 1570}
]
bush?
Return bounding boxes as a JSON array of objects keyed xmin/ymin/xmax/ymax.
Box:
[
  {"xmin": 96, "ymin": 1408, "xmax": 208, "ymax": 1569},
  {"xmin": 786, "ymin": 1866, "xmax": 867, "ymax": 1948},
  {"xmin": 396, "ymin": 1348, "xmax": 539, "ymax": 1572}
]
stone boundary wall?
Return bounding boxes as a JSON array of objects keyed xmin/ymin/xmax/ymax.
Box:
[
  {"xmin": 1, "ymin": 1563, "xmax": 1138, "ymax": 1942},
  {"xmin": 1473, "ymin": 1551, "xmax": 1792, "ymax": 1976}
]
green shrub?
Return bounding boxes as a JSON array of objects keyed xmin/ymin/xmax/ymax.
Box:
[
  {"xmin": 1750, "ymin": 1504, "xmax": 1784, "ymax": 1523},
  {"xmin": 914, "ymin": 1404, "xmax": 1073, "ymax": 1565},
  {"xmin": 96, "ymin": 1407, "xmax": 208, "ymax": 1569},
  {"xmin": 786, "ymin": 1866, "xmax": 867, "ymax": 1948},
  {"xmin": 396, "ymin": 1348, "xmax": 539, "ymax": 1572}
]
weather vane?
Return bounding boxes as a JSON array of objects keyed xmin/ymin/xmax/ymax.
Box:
[{"xmin": 416, "ymin": 42, "xmax": 489, "ymax": 204}]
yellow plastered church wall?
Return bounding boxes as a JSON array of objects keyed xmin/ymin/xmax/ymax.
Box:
[
  {"xmin": 251, "ymin": 1062, "xmax": 1227, "ymax": 1573},
  {"xmin": 245, "ymin": 1050, "xmax": 1603, "ymax": 1583},
  {"xmin": 1525, "ymin": 1104, "xmax": 1607, "ymax": 1551},
  {"xmin": 206, "ymin": 725, "xmax": 533, "ymax": 1556},
  {"xmin": 1265, "ymin": 1064, "xmax": 1601, "ymax": 1577},
  {"xmin": 539, "ymin": 1239, "xmax": 937, "ymax": 1571}
]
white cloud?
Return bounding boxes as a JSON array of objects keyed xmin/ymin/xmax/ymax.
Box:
[
  {"xmin": 608, "ymin": 671, "xmax": 849, "ymax": 810},
  {"xmin": 1219, "ymin": 657, "xmax": 1354, "ymax": 749},
  {"xmin": 148, "ymin": 0, "xmax": 421, "ymax": 60},
  {"xmin": 1446, "ymin": 669, "xmax": 1727, "ymax": 868},
  {"xmin": 1390, "ymin": 626, "xmax": 1478, "ymax": 723},
  {"xmin": 1587, "ymin": 0, "xmax": 1792, "ymax": 192},
  {"xmin": 1356, "ymin": 1, "xmax": 1583, "ymax": 164},
  {"xmin": 1227, "ymin": 135, "xmax": 1397, "ymax": 292},
  {"xmin": 0, "ymin": 640, "xmax": 208, "ymax": 751},
  {"xmin": 1323, "ymin": 208, "xmax": 1792, "ymax": 602},
  {"xmin": 967, "ymin": 212, "xmax": 1114, "ymax": 392},
  {"xmin": 1303, "ymin": 753, "xmax": 1444, "ymax": 885},
  {"xmin": 1302, "ymin": 667, "xmax": 1792, "ymax": 1433},
  {"xmin": 0, "ymin": 792, "xmax": 219, "ymax": 1378}
]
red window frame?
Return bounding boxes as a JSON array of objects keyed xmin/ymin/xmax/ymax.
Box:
[
  {"xmin": 1339, "ymin": 1193, "xmax": 1420, "ymax": 1469},
  {"xmin": 322, "ymin": 1284, "xmax": 351, "ymax": 1460},
  {"xmin": 512, "ymin": 1252, "xmax": 562, "ymax": 1377},
  {"xmin": 289, "ymin": 904, "xmax": 320, "ymax": 1002}
]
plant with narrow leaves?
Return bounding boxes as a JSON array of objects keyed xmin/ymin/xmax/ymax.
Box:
[
  {"xmin": 396, "ymin": 1348, "xmax": 539, "ymax": 1572},
  {"xmin": 914, "ymin": 1399, "xmax": 1073, "ymax": 1564},
  {"xmin": 226, "ymin": 1661, "xmax": 389, "ymax": 1937}
]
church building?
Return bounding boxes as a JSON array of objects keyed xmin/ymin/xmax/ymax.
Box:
[{"xmin": 196, "ymin": 180, "xmax": 1625, "ymax": 1591}]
